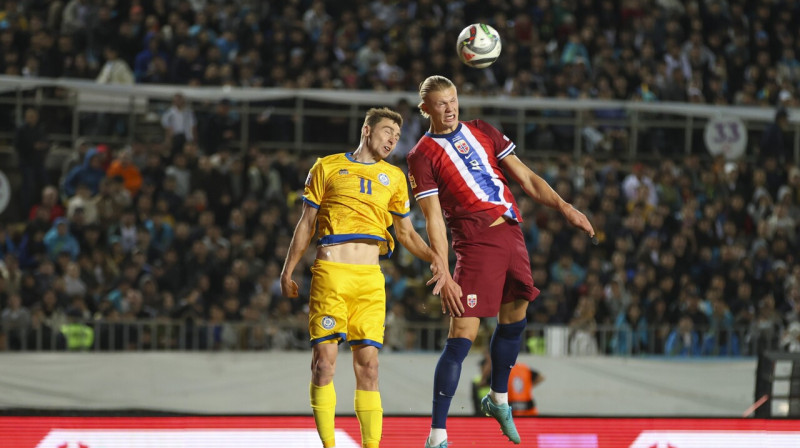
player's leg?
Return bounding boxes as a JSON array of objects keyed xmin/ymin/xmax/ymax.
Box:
[
  {"xmin": 346, "ymin": 262, "xmax": 386, "ymax": 448},
  {"xmin": 490, "ymin": 300, "xmax": 529, "ymax": 404},
  {"xmin": 481, "ymin": 223, "xmax": 539, "ymax": 444},
  {"xmin": 478, "ymin": 300, "xmax": 526, "ymax": 445},
  {"xmin": 426, "ymin": 316, "xmax": 480, "ymax": 447},
  {"xmin": 353, "ymin": 345, "xmax": 381, "ymax": 448},
  {"xmin": 311, "ymin": 342, "xmax": 340, "ymax": 448},
  {"xmin": 308, "ymin": 260, "xmax": 351, "ymax": 448}
]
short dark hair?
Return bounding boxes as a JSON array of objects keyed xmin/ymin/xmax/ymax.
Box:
[{"xmin": 363, "ymin": 107, "xmax": 403, "ymax": 131}]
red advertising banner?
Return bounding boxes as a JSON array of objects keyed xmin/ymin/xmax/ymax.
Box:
[{"xmin": 0, "ymin": 416, "xmax": 798, "ymax": 448}]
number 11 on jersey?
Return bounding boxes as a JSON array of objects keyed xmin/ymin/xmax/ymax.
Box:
[{"xmin": 360, "ymin": 177, "xmax": 372, "ymax": 195}]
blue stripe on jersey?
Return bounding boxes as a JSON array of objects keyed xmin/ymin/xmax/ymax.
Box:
[
  {"xmin": 302, "ymin": 197, "xmax": 320, "ymax": 209},
  {"xmin": 498, "ymin": 143, "xmax": 516, "ymax": 160},
  {"xmin": 318, "ymin": 233, "xmax": 393, "ymax": 259},
  {"xmin": 448, "ymin": 130, "xmax": 502, "ymax": 203}
]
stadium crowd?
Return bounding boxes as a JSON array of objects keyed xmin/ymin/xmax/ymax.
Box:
[
  {"xmin": 0, "ymin": 0, "xmax": 799, "ymax": 355},
  {"xmin": 1, "ymin": 0, "xmax": 800, "ymax": 107}
]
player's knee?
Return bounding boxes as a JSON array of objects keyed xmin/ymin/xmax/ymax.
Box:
[
  {"xmin": 311, "ymin": 351, "xmax": 337, "ymax": 383},
  {"xmin": 354, "ymin": 356, "xmax": 379, "ymax": 383}
]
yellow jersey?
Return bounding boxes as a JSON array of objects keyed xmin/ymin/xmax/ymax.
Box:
[{"xmin": 302, "ymin": 152, "xmax": 411, "ymax": 258}]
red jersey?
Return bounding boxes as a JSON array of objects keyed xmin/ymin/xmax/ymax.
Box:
[{"xmin": 406, "ymin": 120, "xmax": 521, "ymax": 243}]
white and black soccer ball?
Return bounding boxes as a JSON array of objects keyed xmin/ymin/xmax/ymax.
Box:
[{"xmin": 456, "ymin": 23, "xmax": 502, "ymax": 69}]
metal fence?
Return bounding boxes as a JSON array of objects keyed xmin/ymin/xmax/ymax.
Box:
[
  {"xmin": 1, "ymin": 319, "xmax": 786, "ymax": 357},
  {"xmin": 1, "ymin": 75, "xmax": 798, "ymax": 161}
]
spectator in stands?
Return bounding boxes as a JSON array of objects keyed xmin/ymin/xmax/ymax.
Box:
[
  {"xmin": 106, "ymin": 147, "xmax": 143, "ymax": 196},
  {"xmin": 63, "ymin": 147, "xmax": 106, "ymax": 197},
  {"xmin": 96, "ymin": 45, "xmax": 134, "ymax": 85},
  {"xmin": 15, "ymin": 108, "xmax": 50, "ymax": 216},
  {"xmin": 611, "ymin": 303, "xmax": 649, "ymax": 355},
  {"xmin": 2, "ymin": 293, "xmax": 30, "ymax": 350},
  {"xmin": 135, "ymin": 36, "xmax": 168, "ymax": 83},
  {"xmin": 760, "ymin": 108, "xmax": 791, "ymax": 164},
  {"xmin": 161, "ymin": 93, "xmax": 197, "ymax": 158},
  {"xmin": 201, "ymin": 99, "xmax": 236, "ymax": 155},
  {"xmin": 60, "ymin": 138, "xmax": 90, "ymax": 185},
  {"xmin": 569, "ymin": 296, "xmax": 599, "ymax": 355},
  {"xmin": 61, "ymin": 0, "xmax": 89, "ymax": 36},
  {"xmin": 28, "ymin": 186, "xmax": 65, "ymax": 224},
  {"xmin": 66, "ymin": 183, "xmax": 97, "ymax": 224},
  {"xmin": 43, "ymin": 218, "xmax": 80, "ymax": 261},
  {"xmin": 665, "ymin": 315, "xmax": 702, "ymax": 356}
]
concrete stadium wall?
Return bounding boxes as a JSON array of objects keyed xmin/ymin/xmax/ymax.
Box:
[{"xmin": 0, "ymin": 352, "xmax": 755, "ymax": 417}]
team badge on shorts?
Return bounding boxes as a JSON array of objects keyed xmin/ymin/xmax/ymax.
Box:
[
  {"xmin": 454, "ymin": 139, "xmax": 470, "ymax": 154},
  {"xmin": 409, "ymin": 174, "xmax": 417, "ymax": 188},
  {"xmin": 321, "ymin": 316, "xmax": 336, "ymax": 330},
  {"xmin": 378, "ymin": 173, "xmax": 390, "ymax": 186},
  {"xmin": 467, "ymin": 294, "xmax": 477, "ymax": 308}
]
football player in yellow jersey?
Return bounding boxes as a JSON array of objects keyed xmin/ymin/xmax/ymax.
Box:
[{"xmin": 281, "ymin": 107, "xmax": 461, "ymax": 448}]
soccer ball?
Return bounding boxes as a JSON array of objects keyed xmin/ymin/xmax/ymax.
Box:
[{"xmin": 456, "ymin": 23, "xmax": 502, "ymax": 69}]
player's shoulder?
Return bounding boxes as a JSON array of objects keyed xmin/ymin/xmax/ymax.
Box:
[
  {"xmin": 407, "ymin": 136, "xmax": 435, "ymax": 160},
  {"xmin": 317, "ymin": 153, "xmax": 345, "ymax": 164},
  {"xmin": 313, "ymin": 153, "xmax": 345, "ymax": 170},
  {"xmin": 378, "ymin": 160, "xmax": 406, "ymax": 179},
  {"xmin": 464, "ymin": 119, "xmax": 496, "ymax": 134}
]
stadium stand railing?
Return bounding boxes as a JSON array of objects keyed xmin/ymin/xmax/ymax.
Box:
[
  {"xmin": 0, "ymin": 75, "xmax": 797, "ymax": 161},
  {"xmin": 1, "ymin": 320, "xmax": 781, "ymax": 357}
]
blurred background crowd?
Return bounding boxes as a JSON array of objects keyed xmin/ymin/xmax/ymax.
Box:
[
  {"xmin": 0, "ymin": 0, "xmax": 799, "ymax": 356},
  {"xmin": 2, "ymin": 0, "xmax": 800, "ymax": 104}
]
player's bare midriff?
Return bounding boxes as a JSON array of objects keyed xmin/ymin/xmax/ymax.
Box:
[{"xmin": 316, "ymin": 239, "xmax": 381, "ymax": 265}]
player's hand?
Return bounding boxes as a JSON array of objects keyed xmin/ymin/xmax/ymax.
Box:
[
  {"xmin": 426, "ymin": 253, "xmax": 447, "ymax": 295},
  {"xmin": 280, "ymin": 274, "xmax": 299, "ymax": 298},
  {"xmin": 560, "ymin": 203, "xmax": 595, "ymax": 238},
  {"xmin": 438, "ymin": 278, "xmax": 463, "ymax": 317},
  {"xmin": 425, "ymin": 254, "xmax": 464, "ymax": 316}
]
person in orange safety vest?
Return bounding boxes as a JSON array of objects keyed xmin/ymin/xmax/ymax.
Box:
[{"xmin": 473, "ymin": 355, "xmax": 545, "ymax": 416}]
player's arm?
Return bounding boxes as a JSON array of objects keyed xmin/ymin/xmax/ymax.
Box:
[
  {"xmin": 501, "ymin": 155, "xmax": 595, "ymax": 237},
  {"xmin": 392, "ymin": 214, "xmax": 450, "ymax": 296},
  {"xmin": 417, "ymin": 196, "xmax": 464, "ymax": 316},
  {"xmin": 280, "ymin": 202, "xmax": 318, "ymax": 298}
]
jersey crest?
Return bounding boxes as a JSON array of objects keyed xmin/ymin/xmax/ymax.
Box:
[
  {"xmin": 454, "ymin": 138, "xmax": 470, "ymax": 154},
  {"xmin": 378, "ymin": 173, "xmax": 390, "ymax": 186}
]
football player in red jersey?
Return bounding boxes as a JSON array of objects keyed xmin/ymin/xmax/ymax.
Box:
[{"xmin": 408, "ymin": 75, "xmax": 594, "ymax": 448}]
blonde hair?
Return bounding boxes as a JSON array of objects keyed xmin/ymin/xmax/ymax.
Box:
[
  {"xmin": 363, "ymin": 107, "xmax": 403, "ymax": 132},
  {"xmin": 417, "ymin": 75, "xmax": 456, "ymax": 118}
]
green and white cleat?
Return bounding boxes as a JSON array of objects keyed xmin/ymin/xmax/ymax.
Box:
[{"xmin": 481, "ymin": 394, "xmax": 521, "ymax": 444}]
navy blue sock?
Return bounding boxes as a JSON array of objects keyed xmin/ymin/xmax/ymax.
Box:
[
  {"xmin": 489, "ymin": 319, "xmax": 527, "ymax": 393},
  {"xmin": 431, "ymin": 337, "xmax": 472, "ymax": 429}
]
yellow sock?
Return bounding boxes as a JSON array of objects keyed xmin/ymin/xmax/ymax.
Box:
[
  {"xmin": 354, "ymin": 389, "xmax": 382, "ymax": 448},
  {"xmin": 310, "ymin": 382, "xmax": 336, "ymax": 448}
]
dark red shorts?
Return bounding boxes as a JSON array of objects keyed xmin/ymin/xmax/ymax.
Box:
[{"xmin": 452, "ymin": 220, "xmax": 540, "ymax": 318}]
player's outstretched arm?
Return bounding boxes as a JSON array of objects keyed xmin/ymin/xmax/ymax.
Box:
[
  {"xmin": 501, "ymin": 155, "xmax": 595, "ymax": 237},
  {"xmin": 280, "ymin": 202, "xmax": 318, "ymax": 298},
  {"xmin": 416, "ymin": 196, "xmax": 464, "ymax": 317}
]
